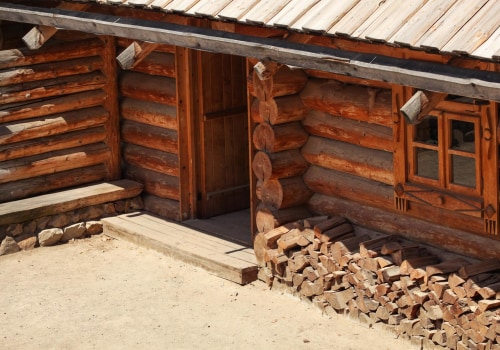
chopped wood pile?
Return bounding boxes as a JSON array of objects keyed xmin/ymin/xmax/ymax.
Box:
[{"xmin": 254, "ymin": 215, "xmax": 500, "ymax": 350}]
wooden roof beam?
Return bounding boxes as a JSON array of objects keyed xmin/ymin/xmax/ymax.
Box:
[
  {"xmin": 1, "ymin": 3, "xmax": 500, "ymax": 102},
  {"xmin": 400, "ymin": 91, "xmax": 446, "ymax": 125},
  {"xmin": 22, "ymin": 3, "xmax": 90, "ymax": 50},
  {"xmin": 116, "ymin": 41, "xmax": 159, "ymax": 70}
]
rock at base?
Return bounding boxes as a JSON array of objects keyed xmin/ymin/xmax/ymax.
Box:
[
  {"xmin": 85, "ymin": 221, "xmax": 103, "ymax": 235},
  {"xmin": 61, "ymin": 223, "xmax": 86, "ymax": 242},
  {"xmin": 17, "ymin": 236, "xmax": 37, "ymax": 251},
  {"xmin": 38, "ymin": 228, "xmax": 64, "ymax": 247},
  {"xmin": 0, "ymin": 236, "xmax": 20, "ymax": 255}
]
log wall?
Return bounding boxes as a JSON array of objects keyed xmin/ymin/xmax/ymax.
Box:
[
  {"xmin": 117, "ymin": 39, "xmax": 181, "ymax": 220},
  {"xmin": 0, "ymin": 34, "xmax": 118, "ymax": 203}
]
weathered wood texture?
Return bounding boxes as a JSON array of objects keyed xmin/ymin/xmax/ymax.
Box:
[
  {"xmin": 117, "ymin": 39, "xmax": 181, "ymax": 220},
  {"xmin": 0, "ymin": 36, "xmax": 117, "ymax": 202}
]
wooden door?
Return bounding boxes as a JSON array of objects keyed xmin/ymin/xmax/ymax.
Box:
[{"xmin": 196, "ymin": 52, "xmax": 249, "ymax": 218}]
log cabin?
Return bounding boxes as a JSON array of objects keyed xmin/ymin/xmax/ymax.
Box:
[{"xmin": 0, "ymin": 1, "xmax": 499, "ymax": 260}]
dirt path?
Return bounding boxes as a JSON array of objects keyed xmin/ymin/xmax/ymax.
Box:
[{"xmin": 0, "ymin": 235, "xmax": 413, "ymax": 350}]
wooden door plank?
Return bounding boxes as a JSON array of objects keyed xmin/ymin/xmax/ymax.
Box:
[
  {"xmin": 267, "ymin": 0, "xmax": 319, "ymax": 28},
  {"xmin": 363, "ymin": 0, "xmax": 427, "ymax": 42},
  {"xmin": 327, "ymin": 0, "xmax": 382, "ymax": 37},
  {"xmin": 241, "ymin": 0, "xmax": 290, "ymax": 25},
  {"xmin": 442, "ymin": 0, "xmax": 500, "ymax": 55},
  {"xmin": 390, "ymin": 0, "xmax": 459, "ymax": 47},
  {"xmin": 417, "ymin": 0, "xmax": 488, "ymax": 51},
  {"xmin": 301, "ymin": 0, "xmax": 359, "ymax": 33}
]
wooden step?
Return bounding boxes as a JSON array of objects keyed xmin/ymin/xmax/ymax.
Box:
[
  {"xmin": 102, "ymin": 212, "xmax": 258, "ymax": 285},
  {"xmin": 0, "ymin": 180, "xmax": 143, "ymax": 225}
]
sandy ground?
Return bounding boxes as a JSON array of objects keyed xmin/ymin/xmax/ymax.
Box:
[{"xmin": 0, "ymin": 234, "xmax": 414, "ymax": 350}]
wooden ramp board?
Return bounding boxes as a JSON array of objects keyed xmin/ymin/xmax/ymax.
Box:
[
  {"xmin": 102, "ymin": 212, "xmax": 258, "ymax": 285},
  {"xmin": 0, "ymin": 180, "xmax": 143, "ymax": 226}
]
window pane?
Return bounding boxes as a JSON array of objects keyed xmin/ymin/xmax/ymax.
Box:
[
  {"xmin": 415, "ymin": 116, "xmax": 438, "ymax": 145},
  {"xmin": 451, "ymin": 155, "xmax": 476, "ymax": 188},
  {"xmin": 416, "ymin": 148, "xmax": 439, "ymax": 180},
  {"xmin": 451, "ymin": 120, "xmax": 475, "ymax": 152}
]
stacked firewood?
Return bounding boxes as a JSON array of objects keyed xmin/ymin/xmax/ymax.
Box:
[{"xmin": 254, "ymin": 216, "xmax": 500, "ymax": 350}]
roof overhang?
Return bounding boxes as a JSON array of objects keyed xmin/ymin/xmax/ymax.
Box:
[{"xmin": 1, "ymin": 2, "xmax": 500, "ymax": 102}]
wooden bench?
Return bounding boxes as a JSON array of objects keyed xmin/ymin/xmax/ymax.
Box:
[{"xmin": 0, "ymin": 180, "xmax": 143, "ymax": 226}]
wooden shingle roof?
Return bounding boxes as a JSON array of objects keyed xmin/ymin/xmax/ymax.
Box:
[{"xmin": 74, "ymin": 0, "xmax": 499, "ymax": 61}]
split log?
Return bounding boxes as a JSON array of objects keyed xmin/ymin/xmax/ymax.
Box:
[
  {"xmin": 121, "ymin": 120, "xmax": 178, "ymax": 154},
  {"xmin": 458, "ymin": 259, "xmax": 500, "ymax": 279},
  {"xmin": 252, "ymin": 150, "xmax": 309, "ymax": 182},
  {"xmin": 324, "ymin": 288, "xmax": 355, "ymax": 310},
  {"xmin": 425, "ymin": 259, "xmax": 469, "ymax": 279},
  {"xmin": 391, "ymin": 246, "xmax": 424, "ymax": 265},
  {"xmin": 252, "ymin": 121, "xmax": 308, "ymax": 152},
  {"xmin": 121, "ymin": 97, "xmax": 177, "ymax": 130},
  {"xmin": 300, "ymin": 79, "xmax": 392, "ymax": 127},
  {"xmin": 255, "ymin": 205, "xmax": 311, "ymax": 233},
  {"xmin": 303, "ymin": 166, "xmax": 393, "ymax": 208},
  {"xmin": 142, "ymin": 194, "xmax": 180, "ymax": 221},
  {"xmin": 253, "ymin": 224, "xmax": 295, "ymax": 265},
  {"xmin": 250, "ymin": 65, "xmax": 307, "ymax": 101},
  {"xmin": 0, "ymin": 106, "xmax": 109, "ymax": 145},
  {"xmin": 122, "ymin": 144, "xmax": 179, "ymax": 177},
  {"xmin": 116, "ymin": 41, "xmax": 159, "ymax": 70},
  {"xmin": 260, "ymin": 177, "xmax": 313, "ymax": 210},
  {"xmin": 125, "ymin": 164, "xmax": 179, "ymax": 201},
  {"xmin": 478, "ymin": 282, "xmax": 500, "ymax": 299},
  {"xmin": 302, "ymin": 109, "xmax": 393, "ymax": 152},
  {"xmin": 258, "ymin": 94, "xmax": 306, "ymax": 125},
  {"xmin": 0, "ymin": 143, "xmax": 110, "ymax": 184},
  {"xmin": 0, "ymin": 56, "xmax": 103, "ymax": 87},
  {"xmin": 317, "ymin": 223, "xmax": 354, "ymax": 243},
  {"xmin": 0, "ymin": 71, "xmax": 106, "ymax": 105},
  {"xmin": 302, "ymin": 136, "xmax": 393, "ymax": 185},
  {"xmin": 307, "ymin": 193, "xmax": 500, "ymax": 260},
  {"xmin": 0, "ymin": 90, "xmax": 106, "ymax": 124},
  {"xmin": 330, "ymin": 234, "xmax": 370, "ymax": 263},
  {"xmin": 360, "ymin": 235, "xmax": 399, "ymax": 259},
  {"xmin": 0, "ymin": 126, "xmax": 106, "ymax": 162},
  {"xmin": 400, "ymin": 256, "xmax": 440, "ymax": 275},
  {"xmin": 0, "ymin": 38, "xmax": 104, "ymax": 70},
  {"xmin": 119, "ymin": 72, "xmax": 176, "ymax": 106},
  {"xmin": 0, "ymin": 164, "xmax": 108, "ymax": 203}
]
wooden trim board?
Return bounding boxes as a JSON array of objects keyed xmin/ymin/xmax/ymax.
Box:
[
  {"xmin": 0, "ymin": 180, "xmax": 143, "ymax": 225},
  {"xmin": 102, "ymin": 212, "xmax": 258, "ymax": 285}
]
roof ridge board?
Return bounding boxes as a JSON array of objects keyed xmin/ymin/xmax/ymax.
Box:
[{"xmin": 390, "ymin": 0, "xmax": 459, "ymax": 48}]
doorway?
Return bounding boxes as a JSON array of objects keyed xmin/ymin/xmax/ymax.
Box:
[{"xmin": 187, "ymin": 51, "xmax": 251, "ymax": 245}]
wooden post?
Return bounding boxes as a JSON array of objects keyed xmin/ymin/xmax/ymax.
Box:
[
  {"xmin": 100, "ymin": 35, "xmax": 121, "ymax": 180},
  {"xmin": 116, "ymin": 41, "xmax": 159, "ymax": 70}
]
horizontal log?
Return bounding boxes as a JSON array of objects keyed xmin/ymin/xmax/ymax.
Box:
[
  {"xmin": 121, "ymin": 97, "xmax": 177, "ymax": 130},
  {"xmin": 302, "ymin": 110, "xmax": 393, "ymax": 152},
  {"xmin": 122, "ymin": 143, "xmax": 179, "ymax": 177},
  {"xmin": 255, "ymin": 205, "xmax": 311, "ymax": 233},
  {"xmin": 303, "ymin": 166, "xmax": 393, "ymax": 208},
  {"xmin": 125, "ymin": 164, "xmax": 179, "ymax": 201},
  {"xmin": 0, "ymin": 37, "xmax": 104, "ymax": 69},
  {"xmin": 252, "ymin": 121, "xmax": 308, "ymax": 153},
  {"xmin": 0, "ymin": 143, "xmax": 110, "ymax": 184},
  {"xmin": 0, "ymin": 106, "xmax": 108, "ymax": 145},
  {"xmin": 0, "ymin": 90, "xmax": 106, "ymax": 124},
  {"xmin": 119, "ymin": 71, "xmax": 176, "ymax": 106},
  {"xmin": 0, "ymin": 164, "xmax": 108, "ymax": 203},
  {"xmin": 307, "ymin": 193, "xmax": 500, "ymax": 260},
  {"xmin": 0, "ymin": 71, "xmax": 106, "ymax": 105},
  {"xmin": 302, "ymin": 136, "xmax": 393, "ymax": 185},
  {"xmin": 252, "ymin": 149, "xmax": 309, "ymax": 182},
  {"xmin": 142, "ymin": 194, "xmax": 180, "ymax": 221},
  {"xmin": 0, "ymin": 126, "xmax": 106, "ymax": 162},
  {"xmin": 249, "ymin": 65, "xmax": 307, "ymax": 101},
  {"xmin": 300, "ymin": 78, "xmax": 392, "ymax": 127},
  {"xmin": 250, "ymin": 98, "xmax": 263, "ymax": 123},
  {"xmin": 258, "ymin": 94, "xmax": 306, "ymax": 125},
  {"xmin": 121, "ymin": 120, "xmax": 178, "ymax": 154},
  {"xmin": 261, "ymin": 176, "xmax": 312, "ymax": 210},
  {"xmin": 0, "ymin": 55, "xmax": 103, "ymax": 87},
  {"xmin": 130, "ymin": 51, "xmax": 176, "ymax": 78}
]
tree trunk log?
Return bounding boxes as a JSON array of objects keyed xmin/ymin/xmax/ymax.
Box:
[
  {"xmin": 121, "ymin": 97, "xmax": 177, "ymax": 130},
  {"xmin": 143, "ymin": 194, "xmax": 180, "ymax": 221},
  {"xmin": 256, "ymin": 205, "xmax": 311, "ymax": 233},
  {"xmin": 261, "ymin": 176, "xmax": 313, "ymax": 210},
  {"xmin": 119, "ymin": 71, "xmax": 176, "ymax": 106},
  {"xmin": 302, "ymin": 136, "xmax": 393, "ymax": 185},
  {"xmin": 128, "ymin": 51, "xmax": 176, "ymax": 78},
  {"xmin": 258, "ymin": 94, "xmax": 306, "ymax": 125},
  {"xmin": 252, "ymin": 149, "xmax": 309, "ymax": 182},
  {"xmin": 302, "ymin": 109, "xmax": 393, "ymax": 152},
  {"xmin": 252, "ymin": 121, "xmax": 308, "ymax": 152},
  {"xmin": 122, "ymin": 144, "xmax": 179, "ymax": 177},
  {"xmin": 121, "ymin": 120, "xmax": 178, "ymax": 154},
  {"xmin": 249, "ymin": 66, "xmax": 307, "ymax": 101},
  {"xmin": 125, "ymin": 164, "xmax": 180, "ymax": 201},
  {"xmin": 300, "ymin": 78, "xmax": 392, "ymax": 127}
]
